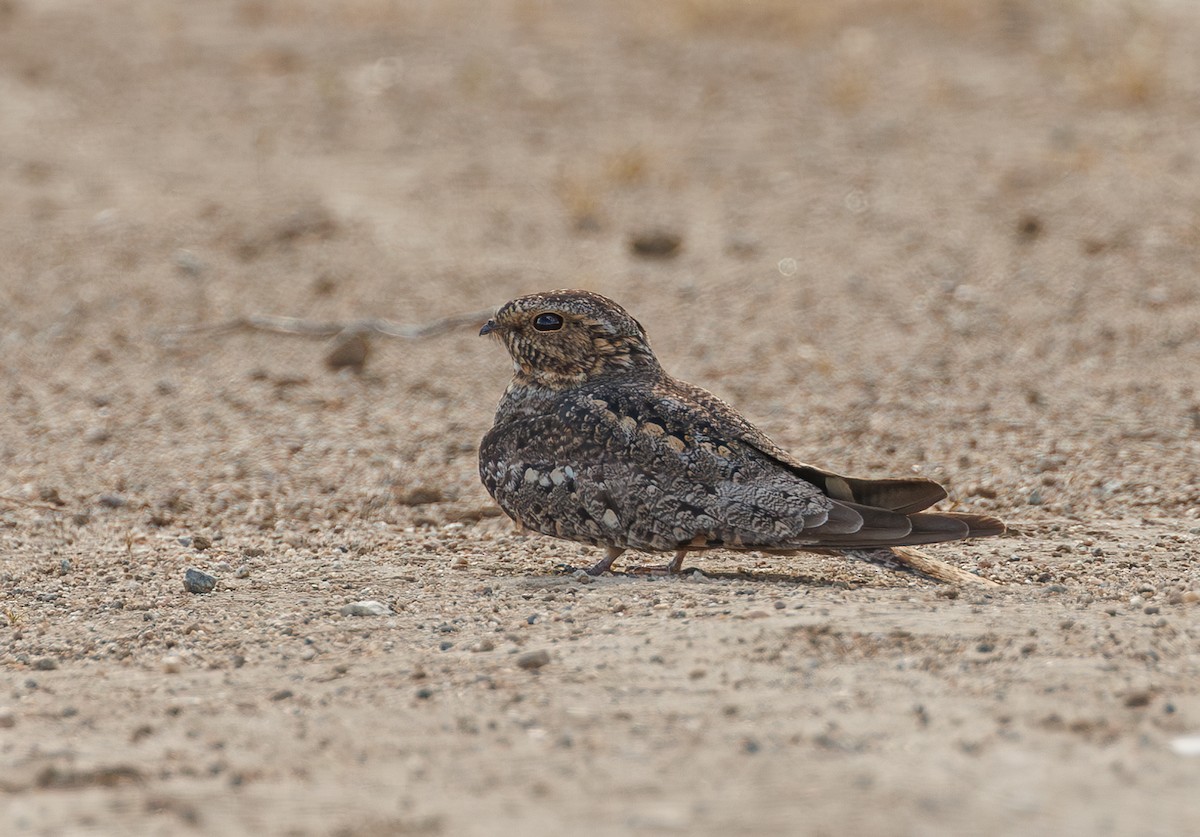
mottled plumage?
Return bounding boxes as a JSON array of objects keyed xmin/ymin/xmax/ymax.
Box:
[{"xmin": 478, "ymin": 290, "xmax": 1004, "ymax": 575}]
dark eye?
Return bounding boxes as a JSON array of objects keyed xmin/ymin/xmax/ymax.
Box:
[{"xmin": 534, "ymin": 313, "xmax": 564, "ymax": 332}]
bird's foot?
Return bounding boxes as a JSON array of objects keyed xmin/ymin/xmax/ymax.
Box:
[
  {"xmin": 627, "ymin": 550, "xmax": 691, "ymax": 576},
  {"xmin": 584, "ymin": 547, "xmax": 625, "ymax": 576}
]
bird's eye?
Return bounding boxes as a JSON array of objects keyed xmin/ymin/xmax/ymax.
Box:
[{"xmin": 534, "ymin": 313, "xmax": 564, "ymax": 332}]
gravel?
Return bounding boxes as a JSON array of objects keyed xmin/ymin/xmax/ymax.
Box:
[
  {"xmin": 339, "ymin": 600, "xmax": 391, "ymax": 617},
  {"xmin": 183, "ymin": 568, "xmax": 217, "ymax": 594}
]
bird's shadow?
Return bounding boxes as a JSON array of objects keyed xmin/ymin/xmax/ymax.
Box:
[{"xmin": 550, "ymin": 563, "xmax": 856, "ymax": 588}]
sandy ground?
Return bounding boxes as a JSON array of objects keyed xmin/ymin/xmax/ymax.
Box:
[{"xmin": 2, "ymin": 1, "xmax": 1200, "ymax": 834}]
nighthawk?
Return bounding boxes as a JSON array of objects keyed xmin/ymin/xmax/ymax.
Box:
[{"xmin": 478, "ymin": 290, "xmax": 1004, "ymax": 576}]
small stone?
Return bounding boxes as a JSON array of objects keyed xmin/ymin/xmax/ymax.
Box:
[
  {"xmin": 59, "ymin": 559, "xmax": 71, "ymax": 575},
  {"xmin": 183, "ymin": 568, "xmax": 217, "ymax": 594},
  {"xmin": 1123, "ymin": 690, "xmax": 1154, "ymax": 708},
  {"xmin": 774, "ymin": 600, "xmax": 786, "ymax": 610},
  {"xmin": 629, "ymin": 229, "xmax": 683, "ymax": 259},
  {"xmin": 325, "ymin": 330, "xmax": 370, "ymax": 374},
  {"xmin": 451, "ymin": 556, "xmax": 469, "ymax": 569},
  {"xmin": 85, "ymin": 428, "xmax": 112, "ymax": 445},
  {"xmin": 339, "ymin": 600, "xmax": 390, "ymax": 617},
  {"xmin": 0, "ymin": 708, "xmax": 15, "ymax": 728},
  {"xmin": 192, "ymin": 535, "xmax": 213, "ymax": 551},
  {"xmin": 33, "ymin": 657, "xmax": 58, "ymax": 671},
  {"xmin": 98, "ymin": 493, "xmax": 126, "ymax": 508},
  {"xmin": 1182, "ymin": 591, "xmax": 1199, "ymax": 604},
  {"xmin": 1169, "ymin": 735, "xmax": 1200, "ymax": 757},
  {"xmin": 214, "ymin": 561, "xmax": 233, "ymax": 573},
  {"xmin": 234, "ymin": 565, "xmax": 251, "ymax": 579},
  {"xmin": 1144, "ymin": 605, "xmax": 1160, "ymax": 615},
  {"xmin": 1027, "ymin": 489, "xmax": 1044, "ymax": 506},
  {"xmin": 415, "ymin": 687, "xmax": 434, "ymax": 700},
  {"xmin": 1129, "ymin": 595, "xmax": 1145, "ymax": 608},
  {"xmin": 271, "ymin": 689, "xmax": 293, "ymax": 701},
  {"xmin": 1016, "ymin": 215, "xmax": 1042, "ymax": 241},
  {"xmin": 1042, "ymin": 584, "xmax": 1068, "ymax": 594},
  {"xmin": 472, "ymin": 639, "xmax": 496, "ymax": 653},
  {"xmin": 162, "ymin": 655, "xmax": 183, "ymax": 674},
  {"xmin": 516, "ymin": 649, "xmax": 551, "ymax": 670}
]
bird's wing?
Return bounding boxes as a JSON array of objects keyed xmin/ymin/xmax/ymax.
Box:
[
  {"xmin": 667, "ymin": 378, "xmax": 948, "ymax": 513},
  {"xmin": 487, "ymin": 381, "xmax": 934, "ymax": 551},
  {"xmin": 480, "ymin": 379, "xmax": 1001, "ymax": 553}
]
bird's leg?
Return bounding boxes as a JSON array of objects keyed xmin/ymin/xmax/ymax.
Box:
[
  {"xmin": 628, "ymin": 549, "xmax": 689, "ymax": 576},
  {"xmin": 586, "ymin": 547, "xmax": 625, "ymax": 576}
]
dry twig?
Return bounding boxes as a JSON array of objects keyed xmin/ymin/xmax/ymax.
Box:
[
  {"xmin": 160, "ymin": 310, "xmax": 494, "ymax": 341},
  {"xmin": 848, "ymin": 546, "xmax": 1001, "ymax": 586},
  {"xmin": 157, "ymin": 308, "xmax": 495, "ymax": 373}
]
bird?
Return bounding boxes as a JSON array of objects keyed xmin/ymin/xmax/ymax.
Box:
[{"xmin": 478, "ymin": 290, "xmax": 1004, "ymax": 576}]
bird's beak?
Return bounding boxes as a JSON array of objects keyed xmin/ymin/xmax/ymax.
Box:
[{"xmin": 479, "ymin": 319, "xmax": 497, "ymax": 336}]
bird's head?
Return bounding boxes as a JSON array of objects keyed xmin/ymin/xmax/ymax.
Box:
[{"xmin": 480, "ymin": 290, "xmax": 660, "ymax": 390}]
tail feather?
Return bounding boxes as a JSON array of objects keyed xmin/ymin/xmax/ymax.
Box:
[
  {"xmin": 791, "ymin": 466, "xmax": 948, "ymax": 514},
  {"xmin": 799, "ymin": 509, "xmax": 1005, "ymax": 549}
]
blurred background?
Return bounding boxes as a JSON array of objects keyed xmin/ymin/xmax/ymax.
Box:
[
  {"xmin": 1, "ymin": 0, "xmax": 1198, "ymax": 533},
  {"xmin": 3, "ymin": 3, "xmax": 1200, "ymax": 835}
]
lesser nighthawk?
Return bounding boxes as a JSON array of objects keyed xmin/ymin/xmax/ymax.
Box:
[{"xmin": 479, "ymin": 290, "xmax": 1003, "ymax": 576}]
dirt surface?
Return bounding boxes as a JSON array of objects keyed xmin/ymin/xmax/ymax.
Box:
[{"xmin": 3, "ymin": 1, "xmax": 1200, "ymax": 834}]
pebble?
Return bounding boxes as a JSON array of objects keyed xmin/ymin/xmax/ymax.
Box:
[
  {"xmin": 1183, "ymin": 591, "xmax": 1200, "ymax": 604},
  {"xmin": 1169, "ymin": 735, "xmax": 1200, "ymax": 757},
  {"xmin": 339, "ymin": 600, "xmax": 390, "ymax": 617},
  {"xmin": 162, "ymin": 655, "xmax": 183, "ymax": 673},
  {"xmin": 59, "ymin": 559, "xmax": 71, "ymax": 575},
  {"xmin": 97, "ymin": 493, "xmax": 126, "ymax": 508},
  {"xmin": 214, "ymin": 561, "xmax": 233, "ymax": 573},
  {"xmin": 516, "ymin": 649, "xmax": 551, "ymax": 670},
  {"xmin": 0, "ymin": 707, "xmax": 15, "ymax": 728},
  {"xmin": 183, "ymin": 568, "xmax": 217, "ymax": 594},
  {"xmin": 629, "ymin": 229, "xmax": 683, "ymax": 259},
  {"xmin": 1123, "ymin": 690, "xmax": 1154, "ymax": 708},
  {"xmin": 33, "ymin": 657, "xmax": 59, "ymax": 671},
  {"xmin": 472, "ymin": 639, "xmax": 496, "ymax": 653},
  {"xmin": 234, "ymin": 565, "xmax": 251, "ymax": 579}
]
